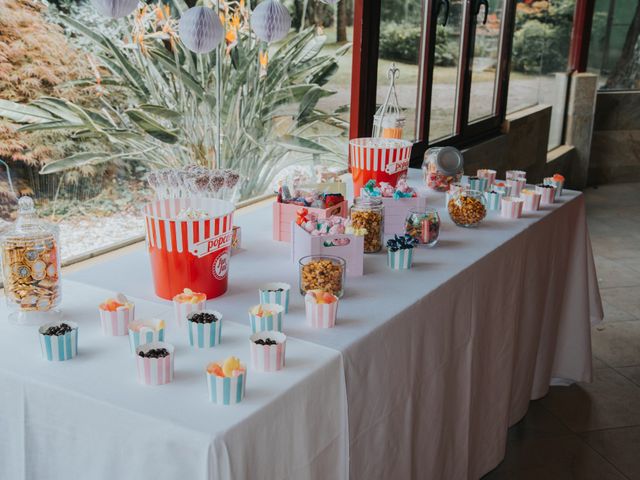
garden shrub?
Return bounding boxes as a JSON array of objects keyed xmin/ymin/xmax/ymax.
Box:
[{"xmin": 379, "ymin": 22, "xmax": 458, "ymax": 66}]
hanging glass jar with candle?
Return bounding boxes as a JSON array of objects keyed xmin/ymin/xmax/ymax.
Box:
[{"xmin": 373, "ymin": 63, "xmax": 406, "ymax": 139}]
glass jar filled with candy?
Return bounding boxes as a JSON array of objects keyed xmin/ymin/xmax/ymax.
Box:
[
  {"xmin": 404, "ymin": 208, "xmax": 441, "ymax": 247},
  {"xmin": 350, "ymin": 197, "xmax": 384, "ymax": 253},
  {"xmin": 447, "ymin": 190, "xmax": 487, "ymax": 227},
  {"xmin": 299, "ymin": 255, "xmax": 346, "ymax": 298},
  {"xmin": 0, "ymin": 196, "xmax": 61, "ymax": 325},
  {"xmin": 422, "ymin": 146, "xmax": 464, "ymax": 192}
]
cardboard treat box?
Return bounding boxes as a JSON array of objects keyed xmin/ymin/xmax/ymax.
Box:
[
  {"xmin": 291, "ymin": 223, "xmax": 364, "ymax": 276},
  {"xmin": 380, "ymin": 196, "xmax": 428, "ymax": 237},
  {"xmin": 273, "ymin": 201, "xmax": 348, "ymax": 242}
]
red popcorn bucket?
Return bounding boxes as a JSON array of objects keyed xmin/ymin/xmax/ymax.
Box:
[
  {"xmin": 143, "ymin": 198, "xmax": 235, "ymax": 300},
  {"xmin": 349, "ymin": 137, "xmax": 413, "ymax": 196}
]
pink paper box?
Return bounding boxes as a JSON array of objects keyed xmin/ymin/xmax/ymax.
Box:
[
  {"xmin": 380, "ymin": 196, "xmax": 428, "ymax": 237},
  {"xmin": 291, "ymin": 223, "xmax": 364, "ymax": 276},
  {"xmin": 273, "ymin": 201, "xmax": 348, "ymax": 242}
]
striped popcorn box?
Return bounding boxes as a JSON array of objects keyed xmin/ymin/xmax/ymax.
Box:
[
  {"xmin": 520, "ymin": 189, "xmax": 541, "ymax": 212},
  {"xmin": 506, "ymin": 178, "xmax": 526, "ymax": 197},
  {"xmin": 187, "ymin": 310, "xmax": 223, "ymax": 348},
  {"xmin": 501, "ymin": 197, "xmax": 524, "ymax": 219},
  {"xmin": 172, "ymin": 289, "xmax": 207, "ymax": 328},
  {"xmin": 39, "ymin": 321, "xmax": 78, "ymax": 362},
  {"xmin": 135, "ymin": 342, "xmax": 174, "ymax": 386},
  {"xmin": 128, "ymin": 319, "xmax": 165, "ymax": 353},
  {"xmin": 305, "ymin": 291, "xmax": 339, "ymax": 328},
  {"xmin": 543, "ymin": 176, "xmax": 564, "ymax": 196},
  {"xmin": 492, "ymin": 181, "xmax": 512, "ymax": 196},
  {"xmin": 387, "ymin": 248, "xmax": 414, "ymax": 270},
  {"xmin": 477, "ymin": 169, "xmax": 496, "ymax": 187},
  {"xmin": 207, "ymin": 371, "xmax": 247, "ymax": 405},
  {"xmin": 349, "ymin": 137, "xmax": 412, "ymax": 196},
  {"xmin": 467, "ymin": 176, "xmax": 488, "ymax": 192},
  {"xmin": 506, "ymin": 170, "xmax": 527, "ymax": 181},
  {"xmin": 249, "ymin": 331, "xmax": 287, "ymax": 372},
  {"xmin": 248, "ymin": 304, "xmax": 284, "ymax": 333},
  {"xmin": 484, "ymin": 190, "xmax": 504, "ymax": 211},
  {"xmin": 535, "ymin": 184, "xmax": 556, "ymax": 205},
  {"xmin": 98, "ymin": 294, "xmax": 134, "ymax": 336},
  {"xmin": 258, "ymin": 282, "xmax": 291, "ymax": 314}
]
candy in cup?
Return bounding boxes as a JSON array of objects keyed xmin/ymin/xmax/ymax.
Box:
[{"xmin": 207, "ymin": 356, "xmax": 247, "ymax": 405}]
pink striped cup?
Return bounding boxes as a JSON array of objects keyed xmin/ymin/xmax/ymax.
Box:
[
  {"xmin": 249, "ymin": 331, "xmax": 286, "ymax": 372},
  {"xmin": 305, "ymin": 292, "xmax": 339, "ymax": 329},
  {"xmin": 520, "ymin": 189, "xmax": 541, "ymax": 212},
  {"xmin": 501, "ymin": 197, "xmax": 524, "ymax": 219},
  {"xmin": 173, "ymin": 298, "xmax": 206, "ymax": 328},
  {"xmin": 135, "ymin": 342, "xmax": 174, "ymax": 386},
  {"xmin": 535, "ymin": 184, "xmax": 556, "ymax": 205},
  {"xmin": 98, "ymin": 294, "xmax": 134, "ymax": 336},
  {"xmin": 506, "ymin": 178, "xmax": 526, "ymax": 197},
  {"xmin": 477, "ymin": 169, "xmax": 496, "ymax": 186}
]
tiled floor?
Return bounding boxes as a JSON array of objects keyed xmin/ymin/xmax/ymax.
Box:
[{"xmin": 483, "ymin": 183, "xmax": 640, "ymax": 480}]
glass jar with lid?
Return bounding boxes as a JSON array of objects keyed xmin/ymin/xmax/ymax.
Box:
[
  {"xmin": 423, "ymin": 146, "xmax": 464, "ymax": 192},
  {"xmin": 0, "ymin": 196, "xmax": 61, "ymax": 325},
  {"xmin": 350, "ymin": 197, "xmax": 384, "ymax": 253}
]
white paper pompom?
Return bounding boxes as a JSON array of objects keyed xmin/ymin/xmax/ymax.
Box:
[
  {"xmin": 251, "ymin": 0, "xmax": 291, "ymax": 43},
  {"xmin": 91, "ymin": 0, "xmax": 138, "ymax": 18},
  {"xmin": 179, "ymin": 6, "xmax": 224, "ymax": 54}
]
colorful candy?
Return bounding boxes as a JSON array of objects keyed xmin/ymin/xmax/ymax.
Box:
[
  {"xmin": 206, "ymin": 356, "xmax": 246, "ymax": 378},
  {"xmin": 173, "ymin": 288, "xmax": 206, "ymax": 304}
]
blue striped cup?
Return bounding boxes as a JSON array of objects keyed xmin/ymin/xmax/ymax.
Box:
[
  {"xmin": 468, "ymin": 176, "xmax": 488, "ymax": 192},
  {"xmin": 387, "ymin": 248, "xmax": 413, "ymax": 270},
  {"xmin": 484, "ymin": 190, "xmax": 504, "ymax": 211},
  {"xmin": 39, "ymin": 321, "xmax": 78, "ymax": 361},
  {"xmin": 207, "ymin": 370, "xmax": 247, "ymax": 405},
  {"xmin": 258, "ymin": 282, "xmax": 291, "ymax": 314},
  {"xmin": 248, "ymin": 304, "xmax": 284, "ymax": 333},
  {"xmin": 187, "ymin": 310, "xmax": 223, "ymax": 348},
  {"xmin": 128, "ymin": 319, "xmax": 166, "ymax": 353}
]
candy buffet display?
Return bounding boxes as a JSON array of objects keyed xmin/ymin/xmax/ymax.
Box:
[
  {"xmin": 136, "ymin": 342, "xmax": 175, "ymax": 386},
  {"xmin": 535, "ymin": 184, "xmax": 556, "ymax": 205},
  {"xmin": 39, "ymin": 321, "xmax": 78, "ymax": 362},
  {"xmin": 349, "ymin": 137, "xmax": 412, "ymax": 196},
  {"xmin": 259, "ymin": 283, "xmax": 291, "ymax": 314},
  {"xmin": 520, "ymin": 188, "xmax": 542, "ymax": 212},
  {"xmin": 1, "ymin": 196, "xmax": 61, "ymax": 325},
  {"xmin": 350, "ymin": 197, "xmax": 384, "ymax": 253},
  {"xmin": 305, "ymin": 290, "xmax": 339, "ymax": 329},
  {"xmin": 447, "ymin": 190, "xmax": 487, "ymax": 227},
  {"xmin": 404, "ymin": 209, "xmax": 440, "ymax": 247},
  {"xmin": 299, "ymin": 255, "xmax": 345, "ymax": 298},
  {"xmin": 250, "ymin": 331, "xmax": 287, "ymax": 372},
  {"xmin": 128, "ymin": 319, "xmax": 165, "ymax": 353},
  {"xmin": 386, "ymin": 234, "xmax": 417, "ymax": 270},
  {"xmin": 206, "ymin": 357, "xmax": 247, "ymax": 405},
  {"xmin": 422, "ymin": 146, "xmax": 464, "ymax": 192},
  {"xmin": 173, "ymin": 288, "xmax": 206, "ymax": 327},
  {"xmin": 98, "ymin": 294, "xmax": 134, "ymax": 336},
  {"xmin": 501, "ymin": 197, "xmax": 524, "ymax": 219},
  {"xmin": 373, "ymin": 64, "xmax": 406, "ymax": 140},
  {"xmin": 187, "ymin": 310, "xmax": 223, "ymax": 348},
  {"xmin": 249, "ymin": 304, "xmax": 285, "ymax": 333},
  {"xmin": 544, "ymin": 173, "xmax": 565, "ymax": 196}
]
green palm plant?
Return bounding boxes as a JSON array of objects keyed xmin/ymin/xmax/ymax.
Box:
[{"xmin": 0, "ymin": 1, "xmax": 350, "ymax": 199}]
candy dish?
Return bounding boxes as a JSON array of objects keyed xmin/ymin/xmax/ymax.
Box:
[
  {"xmin": 206, "ymin": 356, "xmax": 247, "ymax": 405},
  {"xmin": 258, "ymin": 283, "xmax": 291, "ymax": 314},
  {"xmin": 135, "ymin": 342, "xmax": 174, "ymax": 386},
  {"xmin": 39, "ymin": 321, "xmax": 78, "ymax": 362},
  {"xmin": 249, "ymin": 331, "xmax": 287, "ymax": 372},
  {"xmin": 187, "ymin": 310, "xmax": 223, "ymax": 348},
  {"xmin": 128, "ymin": 319, "xmax": 165, "ymax": 353},
  {"xmin": 404, "ymin": 208, "xmax": 440, "ymax": 247},
  {"xmin": 98, "ymin": 293, "xmax": 134, "ymax": 336},
  {"xmin": 248, "ymin": 304, "xmax": 284, "ymax": 333},
  {"xmin": 305, "ymin": 290, "xmax": 339, "ymax": 328},
  {"xmin": 172, "ymin": 288, "xmax": 206, "ymax": 327}
]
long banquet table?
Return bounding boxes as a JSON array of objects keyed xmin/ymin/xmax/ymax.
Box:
[{"xmin": 2, "ymin": 168, "xmax": 603, "ymax": 479}]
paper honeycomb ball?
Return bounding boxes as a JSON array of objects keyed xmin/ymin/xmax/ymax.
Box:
[
  {"xmin": 91, "ymin": 0, "xmax": 138, "ymax": 18},
  {"xmin": 179, "ymin": 6, "xmax": 224, "ymax": 54},
  {"xmin": 251, "ymin": 0, "xmax": 292, "ymax": 43}
]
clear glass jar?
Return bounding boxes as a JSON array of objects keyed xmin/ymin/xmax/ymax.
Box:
[
  {"xmin": 299, "ymin": 255, "xmax": 345, "ymax": 298},
  {"xmin": 404, "ymin": 208, "xmax": 440, "ymax": 247},
  {"xmin": 423, "ymin": 146, "xmax": 464, "ymax": 192},
  {"xmin": 0, "ymin": 196, "xmax": 61, "ymax": 325},
  {"xmin": 350, "ymin": 197, "xmax": 384, "ymax": 253},
  {"xmin": 447, "ymin": 190, "xmax": 487, "ymax": 228}
]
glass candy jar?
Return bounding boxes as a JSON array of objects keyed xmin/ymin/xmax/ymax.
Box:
[
  {"xmin": 1, "ymin": 197, "xmax": 61, "ymax": 324},
  {"xmin": 299, "ymin": 255, "xmax": 346, "ymax": 298},
  {"xmin": 423, "ymin": 146, "xmax": 464, "ymax": 192},
  {"xmin": 447, "ymin": 190, "xmax": 487, "ymax": 228},
  {"xmin": 350, "ymin": 197, "xmax": 384, "ymax": 253},
  {"xmin": 404, "ymin": 208, "xmax": 440, "ymax": 247}
]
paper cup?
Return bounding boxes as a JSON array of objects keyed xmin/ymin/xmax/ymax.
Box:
[
  {"xmin": 506, "ymin": 170, "xmax": 527, "ymax": 181},
  {"xmin": 128, "ymin": 319, "xmax": 165, "ymax": 353},
  {"xmin": 477, "ymin": 169, "xmax": 496, "ymax": 186},
  {"xmin": 543, "ymin": 177, "xmax": 564, "ymax": 196},
  {"xmin": 187, "ymin": 310, "xmax": 223, "ymax": 348},
  {"xmin": 135, "ymin": 342, "xmax": 174, "ymax": 386},
  {"xmin": 484, "ymin": 190, "xmax": 504, "ymax": 211},
  {"xmin": 99, "ymin": 304, "xmax": 134, "ymax": 336},
  {"xmin": 207, "ymin": 370, "xmax": 247, "ymax": 405},
  {"xmin": 520, "ymin": 189, "xmax": 541, "ymax": 212},
  {"xmin": 492, "ymin": 181, "xmax": 512, "ymax": 197},
  {"xmin": 173, "ymin": 298, "xmax": 205, "ymax": 328},
  {"xmin": 39, "ymin": 321, "xmax": 78, "ymax": 362},
  {"xmin": 248, "ymin": 304, "xmax": 284, "ymax": 333},
  {"xmin": 249, "ymin": 331, "xmax": 286, "ymax": 372},
  {"xmin": 506, "ymin": 178, "xmax": 526, "ymax": 197},
  {"xmin": 535, "ymin": 184, "xmax": 556, "ymax": 205},
  {"xmin": 501, "ymin": 197, "xmax": 524, "ymax": 219},
  {"xmin": 468, "ymin": 176, "xmax": 488, "ymax": 192},
  {"xmin": 446, "ymin": 182, "xmax": 469, "ymax": 207},
  {"xmin": 258, "ymin": 283, "xmax": 291, "ymax": 314},
  {"xmin": 305, "ymin": 294, "xmax": 339, "ymax": 328},
  {"xmin": 387, "ymin": 249, "xmax": 413, "ymax": 270}
]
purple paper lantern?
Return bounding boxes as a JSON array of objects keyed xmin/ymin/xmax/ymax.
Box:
[
  {"xmin": 91, "ymin": 0, "xmax": 138, "ymax": 18},
  {"xmin": 179, "ymin": 6, "xmax": 224, "ymax": 54},
  {"xmin": 251, "ymin": 0, "xmax": 292, "ymax": 43}
]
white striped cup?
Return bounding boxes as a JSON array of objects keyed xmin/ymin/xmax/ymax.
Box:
[
  {"xmin": 506, "ymin": 178, "xmax": 526, "ymax": 197},
  {"xmin": 305, "ymin": 294, "xmax": 339, "ymax": 328},
  {"xmin": 477, "ymin": 169, "xmax": 496, "ymax": 186},
  {"xmin": 484, "ymin": 190, "xmax": 504, "ymax": 211},
  {"xmin": 207, "ymin": 371, "xmax": 247, "ymax": 405},
  {"xmin": 258, "ymin": 283, "xmax": 291, "ymax": 314},
  {"xmin": 249, "ymin": 331, "xmax": 286, "ymax": 372},
  {"xmin": 173, "ymin": 298, "xmax": 205, "ymax": 328},
  {"xmin": 39, "ymin": 321, "xmax": 78, "ymax": 362},
  {"xmin": 248, "ymin": 304, "xmax": 284, "ymax": 333},
  {"xmin": 128, "ymin": 319, "xmax": 165, "ymax": 353},
  {"xmin": 501, "ymin": 197, "xmax": 524, "ymax": 219},
  {"xmin": 535, "ymin": 184, "xmax": 556, "ymax": 205},
  {"xmin": 135, "ymin": 342, "xmax": 174, "ymax": 386},
  {"xmin": 520, "ymin": 189, "xmax": 542, "ymax": 212},
  {"xmin": 387, "ymin": 248, "xmax": 413, "ymax": 270},
  {"xmin": 99, "ymin": 304, "xmax": 134, "ymax": 336},
  {"xmin": 187, "ymin": 310, "xmax": 223, "ymax": 348}
]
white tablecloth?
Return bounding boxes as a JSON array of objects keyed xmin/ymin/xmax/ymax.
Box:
[
  {"xmin": 65, "ymin": 169, "xmax": 602, "ymax": 479},
  {"xmin": 0, "ymin": 281, "xmax": 348, "ymax": 480}
]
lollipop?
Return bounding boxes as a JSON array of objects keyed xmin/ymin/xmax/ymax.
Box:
[{"xmin": 208, "ymin": 171, "xmax": 225, "ymax": 199}]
